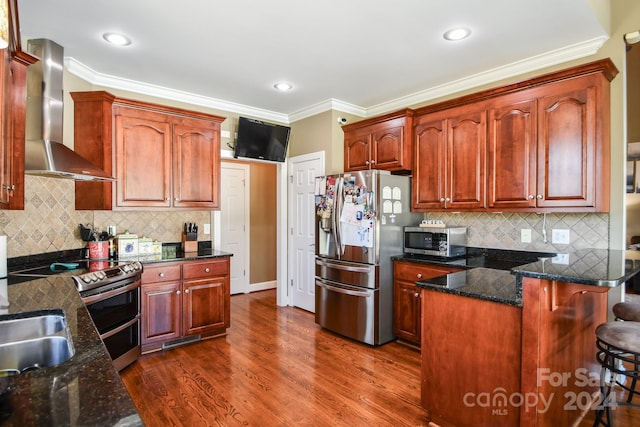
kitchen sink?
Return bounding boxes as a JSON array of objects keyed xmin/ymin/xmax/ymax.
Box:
[
  {"xmin": 0, "ymin": 312, "xmax": 66, "ymax": 344},
  {"xmin": 0, "ymin": 310, "xmax": 74, "ymax": 374}
]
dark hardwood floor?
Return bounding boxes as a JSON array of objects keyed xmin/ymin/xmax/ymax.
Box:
[{"xmin": 121, "ymin": 289, "xmax": 640, "ymax": 427}]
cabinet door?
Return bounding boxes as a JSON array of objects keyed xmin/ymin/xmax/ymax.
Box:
[
  {"xmin": 393, "ymin": 261, "xmax": 463, "ymax": 346},
  {"xmin": 182, "ymin": 277, "xmax": 229, "ymax": 336},
  {"xmin": 141, "ymin": 281, "xmax": 181, "ymax": 346},
  {"xmin": 371, "ymin": 117, "xmax": 407, "ymax": 171},
  {"xmin": 394, "ymin": 279, "xmax": 422, "ymax": 344},
  {"xmin": 0, "ymin": 53, "xmax": 31, "ymax": 209},
  {"xmin": 344, "ymin": 128, "xmax": 371, "ymax": 171},
  {"xmin": 173, "ymin": 118, "xmax": 220, "ymax": 208},
  {"xmin": 413, "ymin": 114, "xmax": 447, "ymax": 210},
  {"xmin": 446, "ymin": 106, "xmax": 486, "ymax": 210},
  {"xmin": 537, "ymin": 79, "xmax": 597, "ymax": 208},
  {"xmin": 115, "ymin": 111, "xmax": 172, "ymax": 208},
  {"xmin": 487, "ymin": 96, "xmax": 538, "ymax": 209}
]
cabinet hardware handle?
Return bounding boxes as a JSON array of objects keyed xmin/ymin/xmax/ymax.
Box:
[
  {"xmin": 176, "ymin": 290, "xmax": 181, "ymax": 295},
  {"xmin": 175, "ymin": 198, "xmax": 180, "ymax": 201},
  {"xmin": 416, "ymin": 273, "xmax": 422, "ymax": 279},
  {"xmin": 439, "ymin": 198, "xmax": 445, "ymax": 202},
  {"xmin": 445, "ymin": 197, "xmax": 451, "ymax": 202},
  {"xmin": 159, "ymin": 273, "xmax": 165, "ymax": 278},
  {"xmin": 414, "ymin": 292, "xmax": 420, "ymax": 298},
  {"xmin": 528, "ymin": 195, "xmax": 534, "ymax": 200},
  {"xmin": 536, "ymin": 195, "xmax": 543, "ymax": 199},
  {"xmin": 2, "ymin": 184, "xmax": 14, "ymax": 191},
  {"xmin": 185, "ymin": 288, "xmax": 190, "ymax": 294},
  {"xmin": 205, "ymin": 268, "xmax": 210, "ymax": 273},
  {"xmin": 365, "ymin": 161, "xmax": 370, "ymax": 165},
  {"xmin": 165, "ymin": 197, "xmax": 169, "ymax": 201},
  {"xmin": 371, "ymin": 160, "xmax": 375, "ymax": 164}
]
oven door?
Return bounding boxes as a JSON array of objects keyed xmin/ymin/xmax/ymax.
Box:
[{"xmin": 82, "ymin": 278, "xmax": 141, "ymax": 371}]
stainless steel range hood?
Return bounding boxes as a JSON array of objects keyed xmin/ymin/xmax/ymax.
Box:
[{"xmin": 24, "ymin": 39, "xmax": 115, "ymax": 182}]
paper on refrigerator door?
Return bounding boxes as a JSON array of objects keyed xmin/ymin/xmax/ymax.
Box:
[{"xmin": 340, "ymin": 220, "xmax": 374, "ymax": 247}]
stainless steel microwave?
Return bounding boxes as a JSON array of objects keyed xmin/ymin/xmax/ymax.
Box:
[{"xmin": 403, "ymin": 226, "xmax": 467, "ymax": 257}]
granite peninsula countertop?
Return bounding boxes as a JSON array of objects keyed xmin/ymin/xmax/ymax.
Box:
[
  {"xmin": 397, "ymin": 248, "xmax": 640, "ymax": 307},
  {"xmin": 0, "ymin": 276, "xmax": 143, "ymax": 426}
]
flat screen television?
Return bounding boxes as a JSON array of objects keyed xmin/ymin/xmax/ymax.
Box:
[{"xmin": 233, "ymin": 117, "xmax": 291, "ymax": 162}]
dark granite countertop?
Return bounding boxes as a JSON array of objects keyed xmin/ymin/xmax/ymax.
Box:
[
  {"xmin": 7, "ymin": 243, "xmax": 232, "ymax": 273},
  {"xmin": 416, "ymin": 267, "xmax": 521, "ymax": 306},
  {"xmin": 0, "ymin": 276, "xmax": 143, "ymax": 426},
  {"xmin": 512, "ymin": 248, "xmax": 640, "ymax": 287},
  {"xmin": 136, "ymin": 247, "xmax": 232, "ymax": 265},
  {"xmin": 399, "ymin": 247, "xmax": 640, "ymax": 307}
]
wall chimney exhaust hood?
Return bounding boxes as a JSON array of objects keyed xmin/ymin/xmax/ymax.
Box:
[{"xmin": 24, "ymin": 39, "xmax": 115, "ymax": 182}]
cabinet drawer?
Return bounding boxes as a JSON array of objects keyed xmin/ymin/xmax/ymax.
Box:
[
  {"xmin": 394, "ymin": 261, "xmax": 461, "ymax": 283},
  {"xmin": 141, "ymin": 263, "xmax": 182, "ymax": 283},
  {"xmin": 183, "ymin": 259, "xmax": 229, "ymax": 280}
]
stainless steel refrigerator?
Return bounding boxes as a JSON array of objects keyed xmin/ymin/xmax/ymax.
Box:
[{"xmin": 314, "ymin": 170, "xmax": 422, "ymax": 345}]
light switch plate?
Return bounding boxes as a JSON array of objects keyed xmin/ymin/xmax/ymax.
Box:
[
  {"xmin": 552, "ymin": 229, "xmax": 570, "ymax": 245},
  {"xmin": 203, "ymin": 223, "xmax": 211, "ymax": 235},
  {"xmin": 521, "ymin": 229, "xmax": 532, "ymax": 243}
]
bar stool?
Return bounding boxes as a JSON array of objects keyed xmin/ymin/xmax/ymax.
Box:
[
  {"xmin": 593, "ymin": 321, "xmax": 640, "ymax": 426},
  {"xmin": 612, "ymin": 301, "xmax": 640, "ymax": 322}
]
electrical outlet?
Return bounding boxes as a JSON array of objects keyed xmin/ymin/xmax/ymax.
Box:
[
  {"xmin": 552, "ymin": 253, "xmax": 570, "ymax": 265},
  {"xmin": 552, "ymin": 229, "xmax": 570, "ymax": 245},
  {"xmin": 203, "ymin": 223, "xmax": 211, "ymax": 235},
  {"xmin": 520, "ymin": 229, "xmax": 532, "ymax": 243}
]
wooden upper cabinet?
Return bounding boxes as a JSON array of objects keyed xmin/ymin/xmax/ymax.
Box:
[
  {"xmin": 487, "ymin": 93, "xmax": 538, "ymax": 209},
  {"xmin": 343, "ymin": 110, "xmax": 413, "ymax": 173},
  {"xmin": 536, "ymin": 78, "xmax": 600, "ymax": 209},
  {"xmin": 0, "ymin": 0, "xmax": 38, "ymax": 210},
  {"xmin": 173, "ymin": 120, "xmax": 220, "ymax": 208},
  {"xmin": 413, "ymin": 104, "xmax": 486, "ymax": 211},
  {"xmin": 72, "ymin": 91, "xmax": 225, "ymax": 210},
  {"xmin": 487, "ymin": 71, "xmax": 611, "ymax": 212},
  {"xmin": 414, "ymin": 58, "xmax": 616, "ymax": 213},
  {"xmin": 115, "ymin": 110, "xmax": 172, "ymax": 208}
]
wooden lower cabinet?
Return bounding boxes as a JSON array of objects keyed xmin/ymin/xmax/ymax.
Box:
[
  {"xmin": 141, "ymin": 257, "xmax": 230, "ymax": 353},
  {"xmin": 393, "ymin": 261, "xmax": 461, "ymax": 346},
  {"xmin": 420, "ymin": 278, "xmax": 609, "ymax": 426}
]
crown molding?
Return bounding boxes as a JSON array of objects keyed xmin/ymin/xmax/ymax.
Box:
[
  {"xmin": 65, "ymin": 57, "xmax": 290, "ymax": 124},
  {"xmin": 65, "ymin": 35, "xmax": 607, "ymax": 124}
]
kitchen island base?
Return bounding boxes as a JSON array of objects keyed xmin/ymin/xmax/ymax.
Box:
[{"xmin": 421, "ymin": 277, "xmax": 608, "ymax": 426}]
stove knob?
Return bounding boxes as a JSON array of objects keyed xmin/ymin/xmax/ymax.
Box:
[
  {"xmin": 82, "ymin": 275, "xmax": 92, "ymax": 283},
  {"xmin": 97, "ymin": 271, "xmax": 106, "ymax": 280}
]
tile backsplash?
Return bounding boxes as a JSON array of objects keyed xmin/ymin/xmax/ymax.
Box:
[
  {"xmin": 0, "ymin": 176, "xmax": 610, "ymax": 258},
  {"xmin": 425, "ymin": 212, "xmax": 609, "ymax": 253},
  {"xmin": 0, "ymin": 176, "xmax": 211, "ymax": 258}
]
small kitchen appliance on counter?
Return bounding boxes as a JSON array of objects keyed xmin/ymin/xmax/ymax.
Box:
[{"xmin": 403, "ymin": 226, "xmax": 467, "ymax": 257}]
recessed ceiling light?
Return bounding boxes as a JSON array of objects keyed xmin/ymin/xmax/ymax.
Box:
[
  {"xmin": 274, "ymin": 82, "xmax": 293, "ymax": 91},
  {"xmin": 443, "ymin": 27, "xmax": 471, "ymax": 41},
  {"xmin": 103, "ymin": 32, "xmax": 132, "ymax": 46}
]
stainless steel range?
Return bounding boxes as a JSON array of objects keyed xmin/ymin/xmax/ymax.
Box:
[{"xmin": 11, "ymin": 260, "xmax": 143, "ymax": 371}]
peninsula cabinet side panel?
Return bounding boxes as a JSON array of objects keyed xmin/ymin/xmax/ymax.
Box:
[
  {"xmin": 420, "ymin": 289, "xmax": 521, "ymax": 426},
  {"xmin": 520, "ymin": 277, "xmax": 609, "ymax": 427}
]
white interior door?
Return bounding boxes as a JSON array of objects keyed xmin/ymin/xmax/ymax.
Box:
[
  {"xmin": 220, "ymin": 162, "xmax": 249, "ymax": 295},
  {"xmin": 288, "ymin": 152, "xmax": 324, "ymax": 312}
]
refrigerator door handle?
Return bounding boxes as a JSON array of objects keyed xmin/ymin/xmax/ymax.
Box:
[
  {"xmin": 334, "ymin": 176, "xmax": 344, "ymax": 258},
  {"xmin": 315, "ymin": 258, "xmax": 372, "ymax": 274},
  {"xmin": 316, "ymin": 278, "xmax": 372, "ymax": 298}
]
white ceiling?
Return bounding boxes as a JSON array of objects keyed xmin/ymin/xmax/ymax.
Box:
[{"xmin": 17, "ymin": 0, "xmax": 609, "ymax": 123}]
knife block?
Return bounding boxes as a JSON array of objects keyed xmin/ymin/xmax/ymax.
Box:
[{"xmin": 182, "ymin": 233, "xmax": 198, "ymax": 253}]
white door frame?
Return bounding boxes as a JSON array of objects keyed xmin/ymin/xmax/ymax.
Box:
[
  {"xmin": 216, "ymin": 161, "xmax": 250, "ymax": 294},
  {"xmin": 217, "ymin": 149, "xmax": 321, "ymax": 307},
  {"xmin": 286, "ymin": 151, "xmax": 325, "ymax": 310}
]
